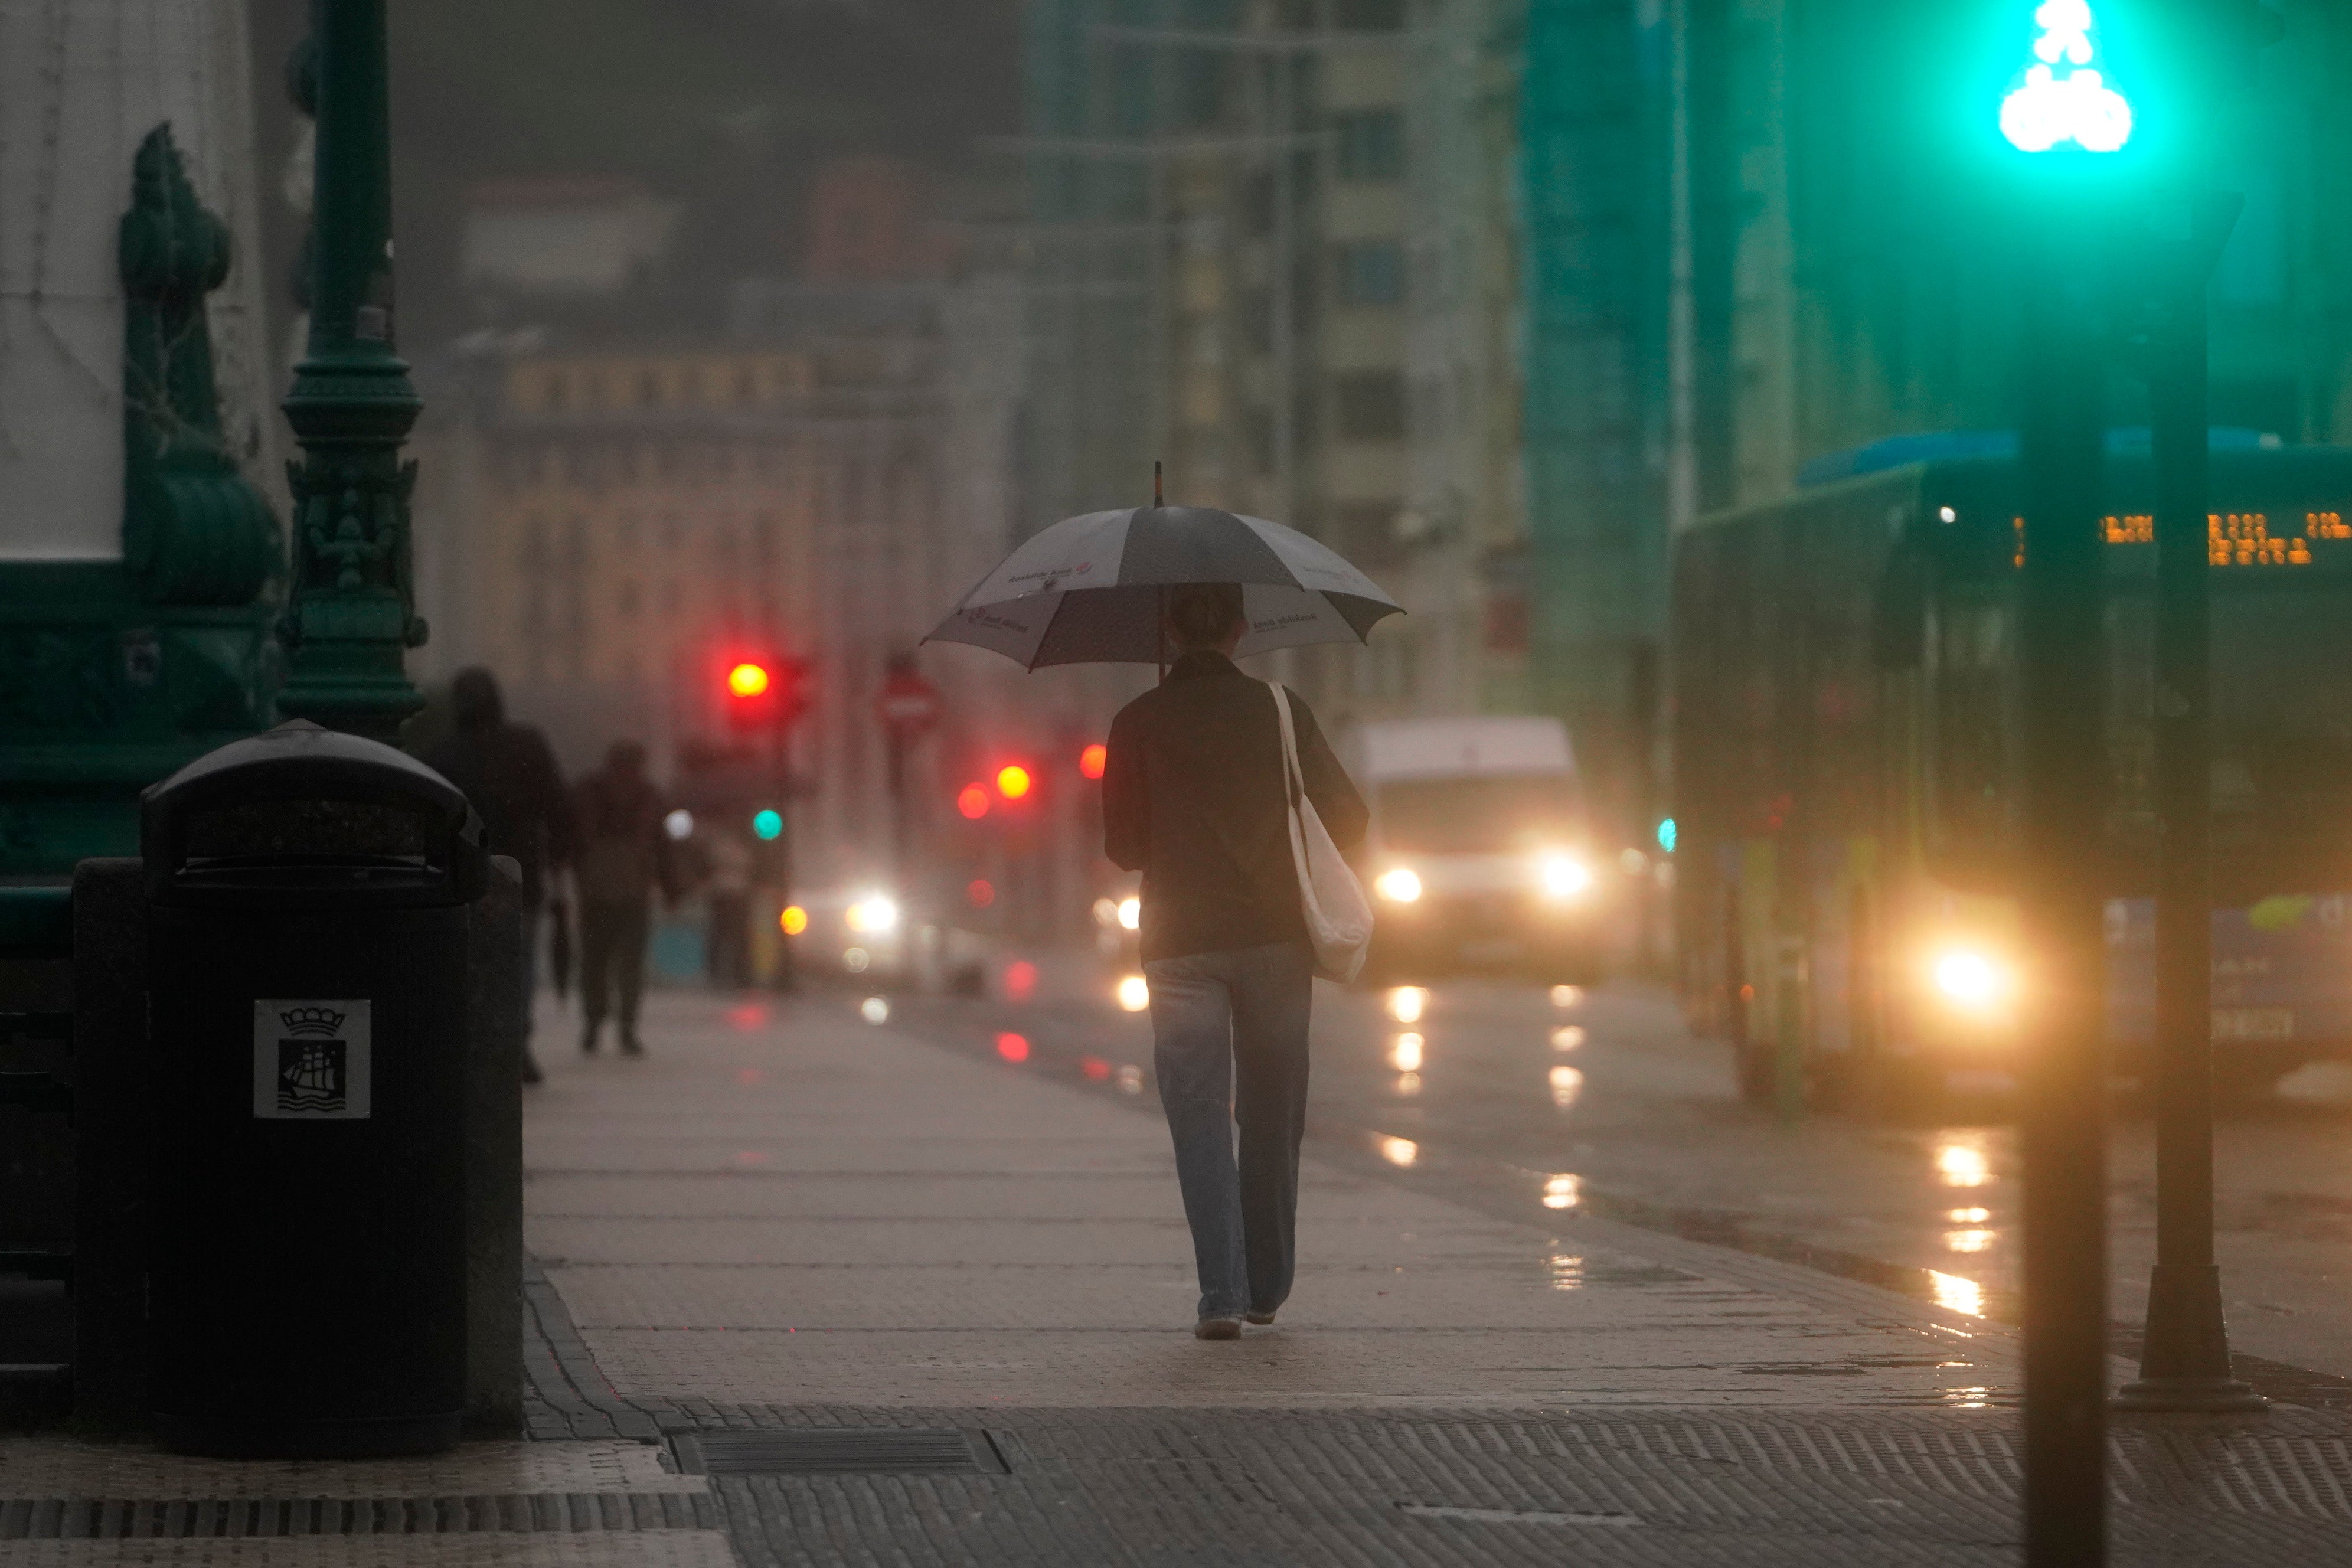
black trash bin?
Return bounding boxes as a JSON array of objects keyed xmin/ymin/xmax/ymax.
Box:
[{"xmin": 142, "ymin": 719, "xmax": 488, "ymax": 1458}]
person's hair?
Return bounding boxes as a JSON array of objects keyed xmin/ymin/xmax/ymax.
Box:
[
  {"xmin": 1165, "ymin": 582, "xmax": 1245, "ymax": 649},
  {"xmin": 449, "ymin": 667, "xmax": 505, "ymax": 731}
]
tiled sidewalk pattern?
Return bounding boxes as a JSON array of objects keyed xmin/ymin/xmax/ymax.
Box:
[{"xmin": 521, "ymin": 991, "xmax": 2352, "ymax": 1563}]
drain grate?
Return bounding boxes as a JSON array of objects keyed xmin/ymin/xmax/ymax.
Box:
[{"xmin": 676, "ymin": 1429, "xmax": 1005, "ymax": 1477}]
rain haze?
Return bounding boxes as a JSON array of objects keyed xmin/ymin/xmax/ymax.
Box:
[{"xmin": 6, "ymin": 3, "xmax": 2352, "ymax": 1563}]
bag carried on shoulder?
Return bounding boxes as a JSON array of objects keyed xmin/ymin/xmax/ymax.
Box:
[{"xmin": 1268, "ymin": 682, "xmax": 1374, "ymax": 982}]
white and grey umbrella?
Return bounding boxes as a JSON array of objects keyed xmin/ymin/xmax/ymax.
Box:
[{"xmin": 924, "ymin": 502, "xmax": 1404, "ymax": 670}]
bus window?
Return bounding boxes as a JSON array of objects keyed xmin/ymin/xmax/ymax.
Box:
[
  {"xmin": 1924, "ymin": 590, "xmax": 2015, "ymax": 886},
  {"xmin": 1871, "ymin": 548, "xmax": 1925, "ymax": 671},
  {"xmin": 2211, "ymin": 586, "xmax": 2352, "ymax": 900}
]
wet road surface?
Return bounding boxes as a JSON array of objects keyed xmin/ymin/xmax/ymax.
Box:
[{"xmin": 883, "ymin": 955, "xmax": 2352, "ymax": 1389}]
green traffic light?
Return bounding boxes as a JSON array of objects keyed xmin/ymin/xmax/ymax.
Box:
[
  {"xmin": 2000, "ymin": 0, "xmax": 2131, "ymax": 154},
  {"xmin": 752, "ymin": 809, "xmax": 783, "ymax": 841}
]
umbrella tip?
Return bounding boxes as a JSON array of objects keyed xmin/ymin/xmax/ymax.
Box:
[{"xmin": 1154, "ymin": 460, "xmax": 1162, "ymax": 508}]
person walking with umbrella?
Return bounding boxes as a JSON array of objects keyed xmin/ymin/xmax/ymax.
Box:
[{"xmin": 927, "ymin": 474, "xmax": 1390, "ymax": 1338}]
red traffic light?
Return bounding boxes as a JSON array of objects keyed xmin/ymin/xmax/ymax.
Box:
[
  {"xmin": 720, "ymin": 652, "xmax": 811, "ymax": 731},
  {"xmin": 1079, "ymin": 743, "xmax": 1106, "ymax": 780},
  {"xmin": 996, "ymin": 765, "xmax": 1033, "ymax": 801},
  {"xmin": 957, "ymin": 783, "xmax": 991, "ymax": 819}
]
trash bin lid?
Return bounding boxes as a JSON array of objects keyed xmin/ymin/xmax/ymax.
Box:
[{"xmin": 142, "ymin": 720, "xmax": 489, "ymax": 907}]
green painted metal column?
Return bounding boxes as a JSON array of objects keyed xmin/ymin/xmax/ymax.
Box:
[{"xmin": 276, "ymin": 0, "xmax": 426, "ymax": 744}]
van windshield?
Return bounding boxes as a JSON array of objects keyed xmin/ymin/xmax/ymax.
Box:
[{"xmin": 1376, "ymin": 773, "xmax": 1583, "ymax": 855}]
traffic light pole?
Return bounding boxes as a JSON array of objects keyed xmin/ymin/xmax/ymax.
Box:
[
  {"xmin": 2115, "ymin": 189, "xmax": 2260, "ymax": 1413},
  {"xmin": 769, "ymin": 709, "xmax": 796, "ymax": 995},
  {"xmin": 2015, "ymin": 192, "xmax": 2112, "ymax": 1568}
]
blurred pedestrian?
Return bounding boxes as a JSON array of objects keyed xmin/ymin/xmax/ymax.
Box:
[
  {"xmin": 572, "ymin": 740, "xmax": 676, "ymax": 1056},
  {"xmin": 1101, "ymin": 582, "xmax": 1367, "ymax": 1339},
  {"xmin": 423, "ymin": 668, "xmax": 573, "ymax": 1086},
  {"xmin": 703, "ymin": 825, "xmax": 754, "ymax": 989}
]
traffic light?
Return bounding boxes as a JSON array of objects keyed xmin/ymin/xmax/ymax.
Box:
[
  {"xmin": 721, "ymin": 652, "xmax": 812, "ymax": 733},
  {"xmin": 1079, "ymin": 743, "xmax": 1107, "ymax": 780},
  {"xmin": 995, "ymin": 764, "xmax": 1033, "ymax": 802},
  {"xmin": 2000, "ymin": 1, "xmax": 2133, "ymax": 154}
]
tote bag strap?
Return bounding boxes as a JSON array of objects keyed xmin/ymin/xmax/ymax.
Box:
[{"xmin": 1269, "ymin": 682, "xmax": 1305, "ymax": 811}]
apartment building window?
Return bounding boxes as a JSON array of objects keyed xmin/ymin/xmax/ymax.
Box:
[
  {"xmin": 1335, "ymin": 241, "xmax": 1404, "ymax": 306},
  {"xmin": 1334, "ymin": 370, "xmax": 1405, "ymax": 441},
  {"xmin": 1334, "ymin": 110, "xmax": 1404, "ymax": 182}
]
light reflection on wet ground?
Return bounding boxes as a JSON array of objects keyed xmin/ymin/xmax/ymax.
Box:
[{"xmin": 878, "ymin": 950, "xmax": 2352, "ymax": 1382}]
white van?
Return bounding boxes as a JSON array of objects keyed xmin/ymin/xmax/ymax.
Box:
[{"xmin": 1344, "ymin": 716, "xmax": 1603, "ymax": 982}]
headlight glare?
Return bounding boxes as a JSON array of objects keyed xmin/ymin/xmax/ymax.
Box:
[
  {"xmin": 1931, "ymin": 949, "xmax": 2010, "ymax": 1012},
  {"xmin": 1537, "ymin": 853, "xmax": 1591, "ymax": 899},
  {"xmin": 845, "ymin": 896, "xmax": 900, "ymax": 935},
  {"xmin": 1374, "ymin": 867, "xmax": 1423, "ymax": 904}
]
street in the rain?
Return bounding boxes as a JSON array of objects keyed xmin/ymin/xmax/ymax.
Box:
[{"xmin": 11, "ymin": 1, "xmax": 2352, "ymax": 1566}]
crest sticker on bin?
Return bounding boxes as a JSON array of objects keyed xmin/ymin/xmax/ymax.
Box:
[{"xmin": 253, "ymin": 1000, "xmax": 373, "ymax": 1120}]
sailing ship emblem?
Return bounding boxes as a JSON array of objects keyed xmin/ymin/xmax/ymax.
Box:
[
  {"xmin": 276, "ymin": 1007, "xmax": 348, "ymax": 1113},
  {"xmin": 251, "ymin": 999, "xmax": 372, "ymax": 1119}
]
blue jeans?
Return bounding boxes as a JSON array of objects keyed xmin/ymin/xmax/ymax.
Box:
[{"xmin": 1144, "ymin": 941, "xmax": 1314, "ymax": 1322}]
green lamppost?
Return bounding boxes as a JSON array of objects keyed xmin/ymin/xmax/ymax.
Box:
[{"xmin": 275, "ymin": 0, "xmax": 426, "ymax": 744}]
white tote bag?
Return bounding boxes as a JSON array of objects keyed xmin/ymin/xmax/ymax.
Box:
[{"xmin": 1268, "ymin": 682, "xmax": 1374, "ymax": 982}]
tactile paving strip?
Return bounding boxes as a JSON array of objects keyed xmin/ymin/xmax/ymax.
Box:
[
  {"xmin": 0, "ymin": 1493, "xmax": 724, "ymax": 1540},
  {"xmin": 668, "ymin": 1403, "xmax": 2352, "ymax": 1566},
  {"xmin": 5, "ymin": 1537, "xmax": 736, "ymax": 1566},
  {"xmin": 0, "ymin": 1440, "xmax": 704, "ymax": 1500}
]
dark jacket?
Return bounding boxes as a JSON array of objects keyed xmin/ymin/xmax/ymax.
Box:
[
  {"xmin": 1102, "ymin": 650, "xmax": 1368, "ymax": 963},
  {"xmin": 423, "ymin": 675, "xmax": 573, "ymax": 907},
  {"xmin": 571, "ymin": 766, "xmax": 675, "ymax": 906}
]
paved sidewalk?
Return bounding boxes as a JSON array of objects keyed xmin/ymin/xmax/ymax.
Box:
[{"xmin": 519, "ymin": 988, "xmax": 2352, "ymax": 1565}]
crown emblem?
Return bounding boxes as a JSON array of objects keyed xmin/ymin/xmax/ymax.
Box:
[{"xmin": 279, "ymin": 1007, "xmax": 346, "ymax": 1037}]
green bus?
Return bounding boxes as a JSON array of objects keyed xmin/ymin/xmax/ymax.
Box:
[{"xmin": 1671, "ymin": 442, "xmax": 2352, "ymax": 1113}]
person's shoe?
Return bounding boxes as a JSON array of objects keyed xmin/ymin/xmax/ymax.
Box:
[
  {"xmin": 520, "ymin": 1048, "xmax": 544, "ymax": 1086},
  {"xmin": 580, "ymin": 1022, "xmax": 602, "ymax": 1056},
  {"xmin": 1244, "ymin": 1309, "xmax": 1276, "ymax": 1326},
  {"xmin": 619, "ymin": 1030, "xmax": 645, "ymax": 1058},
  {"xmin": 1194, "ymin": 1317, "xmax": 1243, "ymax": 1341}
]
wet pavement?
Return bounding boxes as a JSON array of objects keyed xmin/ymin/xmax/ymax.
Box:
[
  {"xmin": 8, "ymin": 965, "xmax": 2350, "ymax": 1564},
  {"xmin": 900, "ymin": 956, "xmax": 2352, "ymax": 1389},
  {"xmin": 501, "ymin": 975, "xmax": 2352, "ymax": 1563}
]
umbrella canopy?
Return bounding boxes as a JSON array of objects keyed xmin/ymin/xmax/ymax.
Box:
[{"xmin": 924, "ymin": 505, "xmax": 1403, "ymax": 669}]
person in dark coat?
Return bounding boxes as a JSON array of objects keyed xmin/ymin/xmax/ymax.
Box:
[
  {"xmin": 423, "ymin": 667, "xmax": 574, "ymax": 1084},
  {"xmin": 571, "ymin": 740, "xmax": 676, "ymax": 1056},
  {"xmin": 1100, "ymin": 582, "xmax": 1368, "ymax": 1340}
]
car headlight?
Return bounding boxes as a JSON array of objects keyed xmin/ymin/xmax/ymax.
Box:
[
  {"xmin": 845, "ymin": 896, "xmax": 900, "ymax": 935},
  {"xmin": 1536, "ymin": 853, "xmax": 1591, "ymax": 899},
  {"xmin": 1930, "ymin": 948, "xmax": 2011, "ymax": 1013},
  {"xmin": 1374, "ymin": 867, "xmax": 1423, "ymax": 904}
]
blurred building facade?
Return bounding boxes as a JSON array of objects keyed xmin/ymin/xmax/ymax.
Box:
[
  {"xmin": 414, "ymin": 157, "xmax": 1120, "ymax": 926},
  {"xmin": 1016, "ymin": 0, "xmax": 2352, "ymax": 852},
  {"xmin": 1015, "ymin": 0, "xmax": 1674, "ymax": 835}
]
